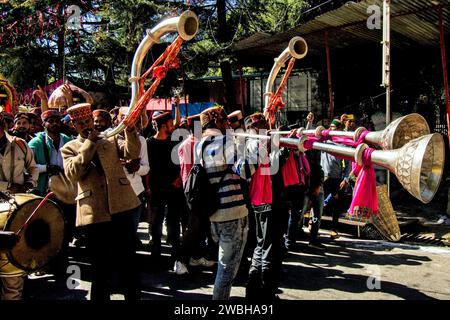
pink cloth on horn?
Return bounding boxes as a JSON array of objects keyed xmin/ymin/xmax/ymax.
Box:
[
  {"xmin": 348, "ymin": 148, "xmax": 378, "ymax": 218},
  {"xmin": 282, "ymin": 152, "xmax": 300, "ymax": 187},
  {"xmin": 249, "ymin": 163, "xmax": 273, "ymax": 206},
  {"xmin": 298, "ymin": 153, "xmax": 310, "ymax": 185}
]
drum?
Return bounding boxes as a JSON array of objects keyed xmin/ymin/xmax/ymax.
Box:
[
  {"xmin": 48, "ymin": 172, "xmax": 77, "ymax": 205},
  {"xmin": 0, "ymin": 193, "xmax": 65, "ymax": 276}
]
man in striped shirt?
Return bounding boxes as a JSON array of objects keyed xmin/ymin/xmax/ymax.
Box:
[{"xmin": 197, "ymin": 106, "xmax": 255, "ymax": 300}]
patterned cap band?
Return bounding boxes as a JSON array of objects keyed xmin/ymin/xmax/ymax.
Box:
[
  {"xmin": 41, "ymin": 110, "xmax": 61, "ymax": 122},
  {"xmin": 200, "ymin": 106, "xmax": 227, "ymax": 128},
  {"xmin": 67, "ymin": 103, "xmax": 92, "ymax": 121}
]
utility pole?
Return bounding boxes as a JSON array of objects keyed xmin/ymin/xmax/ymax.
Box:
[
  {"xmin": 217, "ymin": 0, "xmax": 237, "ymax": 112},
  {"xmin": 382, "ymin": 0, "xmax": 391, "ymax": 192}
]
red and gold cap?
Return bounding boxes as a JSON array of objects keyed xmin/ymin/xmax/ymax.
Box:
[
  {"xmin": 41, "ymin": 110, "xmax": 61, "ymax": 122},
  {"xmin": 92, "ymin": 109, "xmax": 111, "ymax": 122},
  {"xmin": 67, "ymin": 103, "xmax": 92, "ymax": 121}
]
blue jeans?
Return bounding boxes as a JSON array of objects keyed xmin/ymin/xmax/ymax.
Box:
[{"xmin": 211, "ymin": 216, "xmax": 248, "ymax": 300}]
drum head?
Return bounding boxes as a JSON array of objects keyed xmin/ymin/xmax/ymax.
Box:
[
  {"xmin": 49, "ymin": 173, "xmax": 77, "ymax": 205},
  {"xmin": 5, "ymin": 196, "xmax": 65, "ymax": 271}
]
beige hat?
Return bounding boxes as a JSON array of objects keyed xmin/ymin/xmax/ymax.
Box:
[
  {"xmin": 228, "ymin": 110, "xmax": 243, "ymax": 123},
  {"xmin": 200, "ymin": 106, "xmax": 227, "ymax": 128}
]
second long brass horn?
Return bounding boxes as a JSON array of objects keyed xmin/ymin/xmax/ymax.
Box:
[
  {"xmin": 303, "ymin": 133, "xmax": 444, "ymax": 204},
  {"xmin": 290, "ymin": 113, "xmax": 429, "ymax": 150},
  {"xmin": 263, "ymin": 36, "xmax": 308, "ymax": 119}
]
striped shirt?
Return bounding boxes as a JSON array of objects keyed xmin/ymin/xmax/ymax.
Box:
[{"xmin": 196, "ymin": 129, "xmax": 256, "ymax": 222}]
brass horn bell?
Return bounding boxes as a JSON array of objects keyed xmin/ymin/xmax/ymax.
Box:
[
  {"xmin": 297, "ymin": 113, "xmax": 430, "ymax": 150},
  {"xmin": 307, "ymin": 133, "xmax": 445, "ymax": 204}
]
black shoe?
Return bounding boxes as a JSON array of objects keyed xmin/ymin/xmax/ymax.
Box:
[
  {"xmin": 136, "ymin": 238, "xmax": 144, "ymax": 251},
  {"xmin": 297, "ymin": 230, "xmax": 309, "ymax": 240},
  {"xmin": 308, "ymin": 240, "xmax": 325, "ymax": 250}
]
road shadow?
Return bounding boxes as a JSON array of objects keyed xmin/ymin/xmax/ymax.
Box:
[{"xmin": 279, "ymin": 237, "xmax": 437, "ymax": 300}]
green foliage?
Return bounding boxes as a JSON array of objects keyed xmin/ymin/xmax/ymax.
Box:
[{"xmin": 1, "ymin": 0, "xmax": 313, "ymax": 92}]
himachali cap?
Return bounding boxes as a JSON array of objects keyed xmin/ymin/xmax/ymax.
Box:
[
  {"xmin": 228, "ymin": 110, "xmax": 243, "ymax": 124},
  {"xmin": 92, "ymin": 109, "xmax": 112, "ymax": 122},
  {"xmin": 151, "ymin": 111, "xmax": 172, "ymax": 125},
  {"xmin": 14, "ymin": 112, "xmax": 30, "ymax": 123},
  {"xmin": 41, "ymin": 110, "xmax": 61, "ymax": 122},
  {"xmin": 244, "ymin": 112, "xmax": 266, "ymax": 128},
  {"xmin": 67, "ymin": 103, "xmax": 92, "ymax": 121},
  {"xmin": 152, "ymin": 111, "xmax": 172, "ymax": 120},
  {"xmin": 200, "ymin": 105, "xmax": 227, "ymax": 128}
]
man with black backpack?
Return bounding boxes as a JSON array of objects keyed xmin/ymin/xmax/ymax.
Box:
[
  {"xmin": 177, "ymin": 115, "xmax": 216, "ymax": 275},
  {"xmin": 188, "ymin": 106, "xmax": 255, "ymax": 300}
]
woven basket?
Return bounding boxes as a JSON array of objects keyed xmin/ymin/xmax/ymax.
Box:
[{"xmin": 371, "ymin": 185, "xmax": 401, "ymax": 242}]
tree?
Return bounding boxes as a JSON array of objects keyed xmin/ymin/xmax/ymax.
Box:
[{"xmin": 1, "ymin": 0, "xmax": 324, "ymax": 107}]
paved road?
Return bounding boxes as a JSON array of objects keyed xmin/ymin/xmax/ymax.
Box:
[{"xmin": 23, "ymin": 222, "xmax": 450, "ymax": 301}]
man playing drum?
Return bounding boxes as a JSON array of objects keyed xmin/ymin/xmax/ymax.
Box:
[{"xmin": 0, "ymin": 112, "xmax": 39, "ymax": 300}]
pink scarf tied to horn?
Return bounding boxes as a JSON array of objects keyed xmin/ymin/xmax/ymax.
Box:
[
  {"xmin": 302, "ymin": 130, "xmax": 378, "ymax": 219},
  {"xmin": 348, "ymin": 147, "xmax": 378, "ymax": 219}
]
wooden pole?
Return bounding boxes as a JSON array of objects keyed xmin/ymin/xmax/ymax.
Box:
[
  {"xmin": 439, "ymin": 7, "xmax": 450, "ymax": 147},
  {"xmin": 382, "ymin": 0, "xmax": 391, "ymax": 193},
  {"xmin": 325, "ymin": 31, "xmax": 334, "ymax": 120}
]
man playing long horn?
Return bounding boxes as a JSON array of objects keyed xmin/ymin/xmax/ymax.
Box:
[
  {"xmin": 196, "ymin": 106, "xmax": 256, "ymax": 300},
  {"xmin": 61, "ymin": 103, "xmax": 141, "ymax": 301}
]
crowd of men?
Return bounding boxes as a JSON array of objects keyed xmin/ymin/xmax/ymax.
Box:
[{"xmin": 0, "ymin": 83, "xmax": 361, "ymax": 301}]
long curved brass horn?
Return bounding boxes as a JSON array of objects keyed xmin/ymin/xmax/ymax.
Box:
[
  {"xmin": 231, "ymin": 132, "xmax": 309, "ymax": 151},
  {"xmin": 232, "ymin": 128, "xmax": 444, "ymax": 202},
  {"xmin": 102, "ymin": 10, "xmax": 199, "ymax": 138},
  {"xmin": 292, "ymin": 133, "xmax": 444, "ymax": 204},
  {"xmin": 273, "ymin": 113, "xmax": 430, "ymax": 150},
  {"xmin": 263, "ymin": 36, "xmax": 308, "ymax": 120}
]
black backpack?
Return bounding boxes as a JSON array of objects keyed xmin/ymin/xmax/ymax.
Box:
[{"xmin": 184, "ymin": 140, "xmax": 227, "ymax": 217}]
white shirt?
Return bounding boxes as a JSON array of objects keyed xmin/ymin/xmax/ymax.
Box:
[
  {"xmin": 123, "ymin": 135, "xmax": 149, "ymax": 196},
  {"xmin": 36, "ymin": 135, "xmax": 65, "ymax": 173}
]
